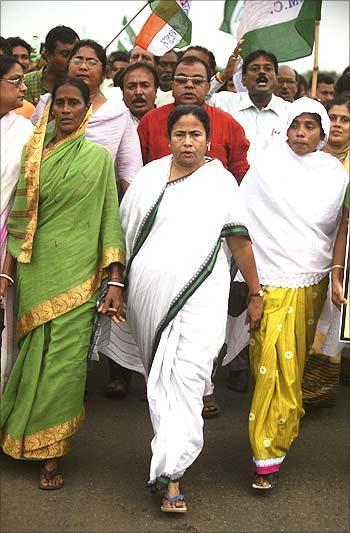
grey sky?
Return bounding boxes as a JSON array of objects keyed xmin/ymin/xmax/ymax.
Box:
[{"xmin": 1, "ymin": 0, "xmax": 349, "ymax": 74}]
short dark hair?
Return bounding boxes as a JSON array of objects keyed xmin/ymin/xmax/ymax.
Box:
[
  {"xmin": 342, "ymin": 66, "xmax": 350, "ymax": 76},
  {"xmin": 108, "ymin": 50, "xmax": 130, "ymax": 64},
  {"xmin": 45, "ymin": 25, "xmax": 79, "ymax": 54},
  {"xmin": 242, "ymin": 50, "xmax": 278, "ymax": 75},
  {"xmin": 335, "ymin": 74, "xmax": 350, "ymax": 97},
  {"xmin": 314, "ymin": 73, "xmax": 334, "ymax": 87},
  {"xmin": 326, "ymin": 97, "xmax": 350, "ymax": 114},
  {"xmin": 119, "ymin": 62, "xmax": 159, "ymax": 90},
  {"xmin": 167, "ymin": 104, "xmax": 210, "ymax": 139},
  {"xmin": 0, "ymin": 36, "xmax": 12, "ymax": 55},
  {"xmin": 52, "ymin": 75, "xmax": 90, "ymax": 106},
  {"xmin": 69, "ymin": 39, "xmax": 107, "ymax": 73},
  {"xmin": 7, "ymin": 36, "xmax": 31, "ymax": 56},
  {"xmin": 183, "ymin": 45, "xmax": 216, "ymax": 73},
  {"xmin": 175, "ymin": 55, "xmax": 211, "ymax": 82},
  {"xmin": 155, "ymin": 50, "xmax": 178, "ymax": 64},
  {"xmin": 296, "ymin": 73, "xmax": 309, "ymax": 98},
  {"xmin": 0, "ymin": 54, "xmax": 22, "ymax": 77}
]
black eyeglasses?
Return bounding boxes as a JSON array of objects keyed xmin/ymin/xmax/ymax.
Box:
[{"xmin": 173, "ymin": 75, "xmax": 207, "ymax": 86}]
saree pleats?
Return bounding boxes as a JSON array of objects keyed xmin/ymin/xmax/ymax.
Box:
[
  {"xmin": 249, "ymin": 277, "xmax": 328, "ymax": 474},
  {"xmin": 1, "ymin": 297, "xmax": 96, "ymax": 459}
]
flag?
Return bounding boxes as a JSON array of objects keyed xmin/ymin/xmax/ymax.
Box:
[
  {"xmin": 220, "ymin": 0, "xmax": 322, "ymax": 62},
  {"xmin": 116, "ymin": 16, "xmax": 136, "ymax": 52},
  {"xmin": 135, "ymin": 0, "xmax": 192, "ymax": 56},
  {"xmin": 219, "ymin": 0, "xmax": 244, "ymax": 42}
]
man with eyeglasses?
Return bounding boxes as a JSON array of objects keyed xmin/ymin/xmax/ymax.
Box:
[
  {"xmin": 138, "ymin": 55, "xmax": 249, "ymax": 182},
  {"xmin": 24, "ymin": 25, "xmax": 79, "ymax": 105},
  {"xmin": 274, "ymin": 65, "xmax": 298, "ymax": 103}
]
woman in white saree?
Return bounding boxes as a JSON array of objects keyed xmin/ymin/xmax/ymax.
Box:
[
  {"xmin": 0, "ymin": 55, "xmax": 33, "ymax": 393},
  {"xmin": 101, "ymin": 104, "xmax": 263, "ymax": 512}
]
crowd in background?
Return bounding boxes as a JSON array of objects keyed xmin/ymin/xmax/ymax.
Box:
[{"xmin": 0, "ymin": 24, "xmax": 349, "ymax": 511}]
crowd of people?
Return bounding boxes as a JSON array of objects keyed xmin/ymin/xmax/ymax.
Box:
[{"xmin": 0, "ymin": 24, "xmax": 349, "ymax": 513}]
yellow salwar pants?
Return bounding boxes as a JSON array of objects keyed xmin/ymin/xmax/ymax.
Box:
[{"xmin": 249, "ymin": 278, "xmax": 328, "ymax": 475}]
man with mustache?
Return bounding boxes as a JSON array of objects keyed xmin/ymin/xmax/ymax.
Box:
[
  {"xmin": 210, "ymin": 49, "xmax": 290, "ymax": 164},
  {"xmin": 211, "ymin": 50, "xmax": 290, "ymax": 393},
  {"xmin": 138, "ymin": 55, "xmax": 249, "ymax": 182},
  {"xmin": 122, "ymin": 63, "xmax": 158, "ymax": 124}
]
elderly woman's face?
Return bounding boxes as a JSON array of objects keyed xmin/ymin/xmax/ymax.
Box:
[
  {"xmin": 287, "ymin": 112, "xmax": 323, "ymax": 155},
  {"xmin": 170, "ymin": 114, "xmax": 207, "ymax": 168},
  {"xmin": 51, "ymin": 84, "xmax": 88, "ymax": 136}
]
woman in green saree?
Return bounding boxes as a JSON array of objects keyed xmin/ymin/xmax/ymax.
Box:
[{"xmin": 0, "ymin": 76, "xmax": 126, "ymax": 489}]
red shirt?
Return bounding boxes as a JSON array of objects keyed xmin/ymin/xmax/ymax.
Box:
[{"xmin": 137, "ymin": 102, "xmax": 250, "ymax": 183}]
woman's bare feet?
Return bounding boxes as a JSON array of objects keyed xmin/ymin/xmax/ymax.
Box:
[{"xmin": 39, "ymin": 459, "xmax": 64, "ymax": 490}]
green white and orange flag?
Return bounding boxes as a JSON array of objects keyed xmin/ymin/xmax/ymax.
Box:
[
  {"xmin": 135, "ymin": 0, "xmax": 192, "ymax": 55},
  {"xmin": 220, "ymin": 0, "xmax": 322, "ymax": 62}
]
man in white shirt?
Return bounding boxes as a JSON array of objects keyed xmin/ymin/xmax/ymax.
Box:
[
  {"xmin": 122, "ymin": 63, "xmax": 158, "ymax": 125},
  {"xmin": 210, "ymin": 50, "xmax": 290, "ymax": 163}
]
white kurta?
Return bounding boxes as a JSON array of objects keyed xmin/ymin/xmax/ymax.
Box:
[{"xmin": 99, "ymin": 155, "xmax": 249, "ymax": 484}]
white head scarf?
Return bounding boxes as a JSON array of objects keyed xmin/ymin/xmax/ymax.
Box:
[{"xmin": 285, "ymin": 96, "xmax": 331, "ymax": 150}]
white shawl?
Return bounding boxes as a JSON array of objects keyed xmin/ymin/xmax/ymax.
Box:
[{"xmin": 238, "ymin": 100, "xmax": 348, "ymax": 287}]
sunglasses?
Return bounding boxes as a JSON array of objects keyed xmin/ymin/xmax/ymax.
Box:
[{"xmin": 173, "ymin": 75, "xmax": 207, "ymax": 86}]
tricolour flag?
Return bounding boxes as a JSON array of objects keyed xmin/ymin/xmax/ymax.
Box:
[
  {"xmin": 220, "ymin": 0, "xmax": 322, "ymax": 62},
  {"xmin": 135, "ymin": 0, "xmax": 192, "ymax": 56}
]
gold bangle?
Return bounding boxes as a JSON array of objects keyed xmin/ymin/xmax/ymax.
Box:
[
  {"xmin": 215, "ymin": 71, "xmax": 224, "ymax": 84},
  {"xmin": 331, "ymin": 265, "xmax": 345, "ymax": 270}
]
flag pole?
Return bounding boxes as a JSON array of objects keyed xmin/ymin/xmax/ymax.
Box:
[
  {"xmin": 311, "ymin": 19, "xmax": 320, "ymax": 97},
  {"xmin": 104, "ymin": 0, "xmax": 151, "ymax": 51}
]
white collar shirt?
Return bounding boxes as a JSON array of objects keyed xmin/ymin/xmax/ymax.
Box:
[{"xmin": 210, "ymin": 91, "xmax": 290, "ymax": 164}]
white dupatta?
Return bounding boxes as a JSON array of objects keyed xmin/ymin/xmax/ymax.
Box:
[{"xmin": 238, "ymin": 99, "xmax": 348, "ymax": 288}]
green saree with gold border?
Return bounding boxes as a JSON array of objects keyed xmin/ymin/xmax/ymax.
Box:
[{"xmin": 1, "ymin": 107, "xmax": 125, "ymax": 459}]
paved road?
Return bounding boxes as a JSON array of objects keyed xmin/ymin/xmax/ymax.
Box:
[{"xmin": 1, "ymin": 357, "xmax": 349, "ymax": 533}]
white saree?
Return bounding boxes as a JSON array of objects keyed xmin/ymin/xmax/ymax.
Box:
[
  {"xmin": 0, "ymin": 111, "xmax": 33, "ymax": 393},
  {"xmin": 99, "ymin": 155, "xmax": 249, "ymax": 486}
]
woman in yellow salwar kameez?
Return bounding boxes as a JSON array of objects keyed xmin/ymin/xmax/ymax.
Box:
[
  {"xmin": 0, "ymin": 77, "xmax": 126, "ymax": 489},
  {"xmin": 238, "ymin": 97, "xmax": 348, "ymax": 490}
]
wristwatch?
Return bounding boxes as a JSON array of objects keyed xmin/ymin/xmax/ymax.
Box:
[{"xmin": 249, "ymin": 289, "xmax": 264, "ymax": 297}]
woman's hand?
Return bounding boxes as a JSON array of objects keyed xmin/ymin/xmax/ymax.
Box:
[
  {"xmin": 331, "ymin": 270, "xmax": 347, "ymax": 310},
  {"xmin": 246, "ymin": 296, "xmax": 264, "ymax": 332},
  {"xmin": 0, "ymin": 277, "xmax": 11, "ymax": 307},
  {"xmin": 98, "ymin": 286, "xmax": 126, "ymax": 323}
]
